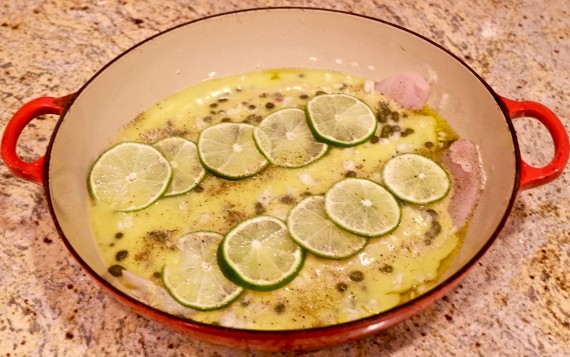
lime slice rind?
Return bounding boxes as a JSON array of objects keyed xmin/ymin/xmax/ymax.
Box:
[
  {"xmin": 153, "ymin": 137, "xmax": 206, "ymax": 197},
  {"xmin": 325, "ymin": 178, "xmax": 401, "ymax": 237},
  {"xmin": 382, "ymin": 154, "xmax": 451, "ymax": 205},
  {"xmin": 198, "ymin": 123, "xmax": 269, "ymax": 180},
  {"xmin": 88, "ymin": 142, "xmax": 173, "ymax": 212},
  {"xmin": 253, "ymin": 108, "xmax": 328, "ymax": 168},
  {"xmin": 306, "ymin": 94, "xmax": 377, "ymax": 147},
  {"xmin": 288, "ymin": 195, "xmax": 368, "ymax": 260},
  {"xmin": 162, "ymin": 231, "xmax": 244, "ymax": 311},
  {"xmin": 218, "ymin": 216, "xmax": 305, "ymax": 291}
]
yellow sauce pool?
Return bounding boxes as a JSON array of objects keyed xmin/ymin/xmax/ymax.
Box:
[{"xmin": 88, "ymin": 68, "xmax": 462, "ymax": 329}]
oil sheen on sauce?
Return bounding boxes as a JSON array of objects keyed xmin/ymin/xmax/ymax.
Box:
[{"xmin": 89, "ymin": 68, "xmax": 462, "ymax": 330}]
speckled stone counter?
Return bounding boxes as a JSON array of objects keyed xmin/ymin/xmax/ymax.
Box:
[{"xmin": 1, "ymin": 1, "xmax": 568, "ymax": 356}]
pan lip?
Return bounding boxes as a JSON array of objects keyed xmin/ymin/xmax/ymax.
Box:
[{"xmin": 42, "ymin": 6, "xmax": 522, "ymax": 340}]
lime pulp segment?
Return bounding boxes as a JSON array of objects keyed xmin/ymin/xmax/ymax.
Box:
[
  {"xmin": 198, "ymin": 122, "xmax": 269, "ymax": 180},
  {"xmin": 88, "ymin": 142, "xmax": 172, "ymax": 211},
  {"xmin": 253, "ymin": 108, "xmax": 328, "ymax": 167},
  {"xmin": 288, "ymin": 195, "xmax": 368, "ymax": 259},
  {"xmin": 306, "ymin": 93, "xmax": 377, "ymax": 147},
  {"xmin": 382, "ymin": 154, "xmax": 451, "ymax": 204},
  {"xmin": 162, "ymin": 231, "xmax": 244, "ymax": 311},
  {"xmin": 218, "ymin": 216, "xmax": 305, "ymax": 291},
  {"xmin": 153, "ymin": 136, "xmax": 206, "ymax": 196},
  {"xmin": 325, "ymin": 178, "xmax": 401, "ymax": 237}
]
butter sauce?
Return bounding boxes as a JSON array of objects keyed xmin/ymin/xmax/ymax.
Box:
[{"xmin": 89, "ymin": 68, "xmax": 462, "ymax": 330}]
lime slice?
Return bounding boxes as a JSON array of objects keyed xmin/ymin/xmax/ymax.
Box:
[
  {"xmin": 382, "ymin": 154, "xmax": 451, "ymax": 204},
  {"xmin": 288, "ymin": 195, "xmax": 368, "ymax": 259},
  {"xmin": 253, "ymin": 108, "xmax": 328, "ymax": 167},
  {"xmin": 153, "ymin": 137, "xmax": 206, "ymax": 197},
  {"xmin": 197, "ymin": 122, "xmax": 269, "ymax": 180},
  {"xmin": 218, "ymin": 216, "xmax": 305, "ymax": 291},
  {"xmin": 88, "ymin": 142, "xmax": 172, "ymax": 211},
  {"xmin": 325, "ymin": 178, "xmax": 401, "ymax": 237},
  {"xmin": 306, "ymin": 93, "xmax": 377, "ymax": 147},
  {"xmin": 162, "ymin": 231, "xmax": 244, "ymax": 311}
]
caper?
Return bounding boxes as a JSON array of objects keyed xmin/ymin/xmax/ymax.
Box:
[
  {"xmin": 380, "ymin": 264, "xmax": 394, "ymax": 273},
  {"xmin": 316, "ymin": 90, "xmax": 326, "ymax": 96},
  {"xmin": 377, "ymin": 112, "xmax": 387, "ymax": 123},
  {"xmin": 370, "ymin": 135, "xmax": 379, "ymax": 144},
  {"xmin": 217, "ymin": 97, "xmax": 229, "ymax": 103},
  {"xmin": 248, "ymin": 104, "xmax": 256, "ymax": 110},
  {"xmin": 431, "ymin": 221, "xmax": 442, "ymax": 235},
  {"xmin": 378, "ymin": 102, "xmax": 391, "ymax": 115},
  {"xmin": 209, "ymin": 103, "xmax": 218, "ymax": 109},
  {"xmin": 245, "ymin": 114, "xmax": 262, "ymax": 123},
  {"xmin": 400, "ymin": 128, "xmax": 415, "ymax": 137},
  {"xmin": 274, "ymin": 303, "xmax": 286, "ymax": 314},
  {"xmin": 425, "ymin": 208, "xmax": 438, "ymax": 219},
  {"xmin": 424, "ymin": 221, "xmax": 441, "ymax": 239},
  {"xmin": 299, "ymin": 94, "xmax": 309, "ymax": 100},
  {"xmin": 108, "ymin": 265, "xmax": 125, "ymax": 277},
  {"xmin": 391, "ymin": 111, "xmax": 400, "ymax": 122},
  {"xmin": 114, "ymin": 232, "xmax": 124, "ymax": 239},
  {"xmin": 349, "ymin": 271, "xmax": 364, "ymax": 282},
  {"xmin": 380, "ymin": 125, "xmax": 392, "ymax": 138},
  {"xmin": 265, "ymin": 102, "xmax": 275, "ymax": 109},
  {"xmin": 336, "ymin": 282, "xmax": 348, "ymax": 292},
  {"xmin": 345, "ymin": 171, "xmax": 357, "ymax": 178},
  {"xmin": 115, "ymin": 250, "xmax": 128, "ymax": 261},
  {"xmin": 424, "ymin": 141, "xmax": 434, "ymax": 148}
]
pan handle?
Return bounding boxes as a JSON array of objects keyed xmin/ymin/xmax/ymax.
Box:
[
  {"xmin": 1, "ymin": 94, "xmax": 76, "ymax": 185},
  {"xmin": 498, "ymin": 96, "xmax": 569, "ymax": 190}
]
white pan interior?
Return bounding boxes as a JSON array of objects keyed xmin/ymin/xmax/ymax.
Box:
[{"xmin": 47, "ymin": 8, "xmax": 517, "ymax": 300}]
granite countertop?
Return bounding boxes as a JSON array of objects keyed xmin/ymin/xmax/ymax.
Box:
[{"xmin": 1, "ymin": 1, "xmax": 568, "ymax": 356}]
